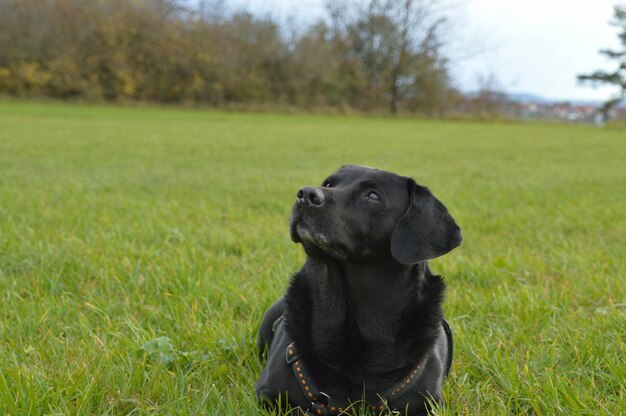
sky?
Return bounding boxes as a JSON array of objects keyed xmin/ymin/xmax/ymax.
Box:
[{"xmin": 224, "ymin": 0, "xmax": 624, "ymax": 102}]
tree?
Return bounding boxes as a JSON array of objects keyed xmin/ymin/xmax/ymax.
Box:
[
  {"xmin": 470, "ymin": 72, "xmax": 509, "ymax": 119},
  {"xmin": 327, "ymin": 0, "xmax": 451, "ymax": 114},
  {"xmin": 578, "ymin": 4, "xmax": 626, "ymax": 119}
]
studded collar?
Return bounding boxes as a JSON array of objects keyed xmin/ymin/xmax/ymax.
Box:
[{"xmin": 285, "ymin": 341, "xmax": 424, "ymax": 415}]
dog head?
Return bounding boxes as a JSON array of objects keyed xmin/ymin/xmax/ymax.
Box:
[{"xmin": 289, "ymin": 165, "xmax": 462, "ymax": 264}]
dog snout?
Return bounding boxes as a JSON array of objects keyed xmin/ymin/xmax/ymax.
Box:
[{"xmin": 297, "ymin": 186, "xmax": 325, "ymax": 207}]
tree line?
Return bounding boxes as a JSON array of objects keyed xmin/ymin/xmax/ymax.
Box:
[{"xmin": 0, "ymin": 0, "xmax": 463, "ymax": 115}]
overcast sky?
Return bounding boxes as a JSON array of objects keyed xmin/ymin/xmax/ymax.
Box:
[{"xmin": 225, "ymin": 0, "xmax": 624, "ymax": 101}]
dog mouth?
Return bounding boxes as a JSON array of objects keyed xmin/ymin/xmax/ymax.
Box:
[
  {"xmin": 296, "ymin": 223, "xmax": 327, "ymax": 245},
  {"xmin": 289, "ymin": 213, "xmax": 325, "ymax": 246},
  {"xmin": 290, "ymin": 209, "xmax": 348, "ymax": 259}
]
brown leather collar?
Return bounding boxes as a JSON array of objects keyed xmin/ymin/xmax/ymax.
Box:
[{"xmin": 285, "ymin": 342, "xmax": 423, "ymax": 415}]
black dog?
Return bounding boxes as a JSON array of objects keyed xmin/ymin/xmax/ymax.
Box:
[{"xmin": 256, "ymin": 165, "xmax": 462, "ymax": 415}]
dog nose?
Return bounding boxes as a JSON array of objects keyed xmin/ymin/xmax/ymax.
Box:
[{"xmin": 297, "ymin": 186, "xmax": 325, "ymax": 206}]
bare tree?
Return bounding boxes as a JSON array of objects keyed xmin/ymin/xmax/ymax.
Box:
[
  {"xmin": 326, "ymin": 0, "xmax": 451, "ymax": 113},
  {"xmin": 471, "ymin": 72, "xmax": 509, "ymax": 119}
]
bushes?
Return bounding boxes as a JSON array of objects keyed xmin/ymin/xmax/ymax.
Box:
[{"xmin": 0, "ymin": 0, "xmax": 455, "ymax": 113}]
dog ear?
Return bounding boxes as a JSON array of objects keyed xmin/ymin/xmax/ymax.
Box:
[{"xmin": 390, "ymin": 179, "xmax": 462, "ymax": 265}]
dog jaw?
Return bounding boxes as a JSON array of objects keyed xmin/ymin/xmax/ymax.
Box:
[{"xmin": 290, "ymin": 209, "xmax": 349, "ymax": 260}]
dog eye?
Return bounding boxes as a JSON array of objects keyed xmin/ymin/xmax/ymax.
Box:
[
  {"xmin": 322, "ymin": 180, "xmax": 332, "ymax": 188},
  {"xmin": 366, "ymin": 191, "xmax": 380, "ymax": 201}
]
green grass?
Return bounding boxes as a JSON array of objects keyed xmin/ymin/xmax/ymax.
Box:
[{"xmin": 0, "ymin": 101, "xmax": 624, "ymax": 415}]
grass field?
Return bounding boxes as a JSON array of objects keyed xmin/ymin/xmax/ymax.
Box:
[{"xmin": 0, "ymin": 101, "xmax": 624, "ymax": 415}]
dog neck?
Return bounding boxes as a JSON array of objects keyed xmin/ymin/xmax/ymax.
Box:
[{"xmin": 339, "ymin": 258, "xmax": 423, "ymax": 342}]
